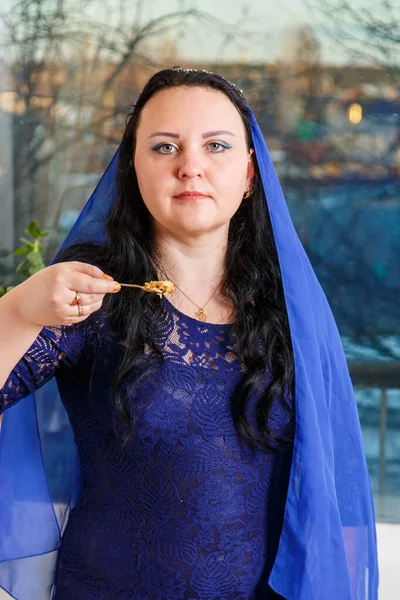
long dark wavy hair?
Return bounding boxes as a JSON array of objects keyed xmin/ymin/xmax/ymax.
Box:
[{"xmin": 58, "ymin": 67, "xmax": 295, "ymax": 453}]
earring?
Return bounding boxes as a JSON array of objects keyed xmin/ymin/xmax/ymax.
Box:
[{"xmin": 243, "ymin": 187, "xmax": 254, "ymax": 200}]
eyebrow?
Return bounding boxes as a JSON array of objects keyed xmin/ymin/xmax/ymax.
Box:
[{"xmin": 148, "ymin": 130, "xmax": 236, "ymax": 139}]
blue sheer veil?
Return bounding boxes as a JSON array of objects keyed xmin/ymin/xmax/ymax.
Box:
[{"xmin": 0, "ymin": 95, "xmax": 378, "ymax": 599}]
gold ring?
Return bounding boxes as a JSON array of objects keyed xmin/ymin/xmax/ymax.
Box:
[
  {"xmin": 71, "ymin": 292, "xmax": 82, "ymax": 306},
  {"xmin": 77, "ymin": 304, "xmax": 83, "ymax": 317}
]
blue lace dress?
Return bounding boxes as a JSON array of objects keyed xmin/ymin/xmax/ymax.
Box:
[{"xmin": 0, "ymin": 298, "xmax": 292, "ymax": 600}]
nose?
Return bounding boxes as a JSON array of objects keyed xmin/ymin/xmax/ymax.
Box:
[{"xmin": 177, "ymin": 148, "xmax": 205, "ymax": 179}]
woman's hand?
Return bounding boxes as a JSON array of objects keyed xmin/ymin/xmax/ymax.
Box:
[{"xmin": 10, "ymin": 261, "xmax": 120, "ymax": 328}]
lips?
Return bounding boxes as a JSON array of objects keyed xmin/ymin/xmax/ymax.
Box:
[{"xmin": 173, "ymin": 191, "xmax": 209, "ymax": 199}]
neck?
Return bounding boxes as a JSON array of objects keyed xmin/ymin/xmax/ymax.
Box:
[{"xmin": 153, "ymin": 228, "xmax": 228, "ymax": 296}]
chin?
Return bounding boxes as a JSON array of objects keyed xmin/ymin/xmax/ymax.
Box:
[
  {"xmin": 174, "ymin": 216, "xmax": 227, "ymax": 236},
  {"xmin": 176, "ymin": 224, "xmax": 214, "ymax": 236}
]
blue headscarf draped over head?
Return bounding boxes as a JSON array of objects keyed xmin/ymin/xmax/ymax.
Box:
[{"xmin": 0, "ymin": 77, "xmax": 378, "ymax": 599}]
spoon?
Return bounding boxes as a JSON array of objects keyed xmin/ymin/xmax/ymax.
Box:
[{"xmin": 118, "ymin": 280, "xmax": 175, "ymax": 299}]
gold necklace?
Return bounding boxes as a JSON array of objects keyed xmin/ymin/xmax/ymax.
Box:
[
  {"xmin": 157, "ymin": 266, "xmax": 221, "ymax": 322},
  {"xmin": 172, "ymin": 282, "xmax": 219, "ymax": 322}
]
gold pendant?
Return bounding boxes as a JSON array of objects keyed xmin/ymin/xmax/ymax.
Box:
[{"xmin": 195, "ymin": 308, "xmax": 208, "ymax": 322}]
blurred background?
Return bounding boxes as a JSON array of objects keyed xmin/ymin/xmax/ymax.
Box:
[{"xmin": 0, "ymin": 0, "xmax": 399, "ymax": 593}]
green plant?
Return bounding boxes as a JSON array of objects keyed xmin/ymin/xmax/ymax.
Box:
[{"xmin": 0, "ymin": 221, "xmax": 49, "ymax": 298}]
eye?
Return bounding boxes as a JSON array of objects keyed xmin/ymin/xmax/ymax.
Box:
[
  {"xmin": 207, "ymin": 141, "xmax": 231, "ymax": 152},
  {"xmin": 152, "ymin": 143, "xmax": 177, "ymax": 154}
]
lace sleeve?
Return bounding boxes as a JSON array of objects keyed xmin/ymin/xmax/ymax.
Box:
[{"xmin": 0, "ymin": 322, "xmax": 86, "ymax": 414}]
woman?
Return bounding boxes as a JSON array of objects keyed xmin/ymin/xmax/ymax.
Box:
[{"xmin": 0, "ymin": 68, "xmax": 377, "ymax": 599}]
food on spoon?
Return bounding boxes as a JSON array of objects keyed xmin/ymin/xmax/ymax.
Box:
[
  {"xmin": 143, "ymin": 280, "xmax": 175, "ymax": 298},
  {"xmin": 118, "ymin": 280, "xmax": 175, "ymax": 299}
]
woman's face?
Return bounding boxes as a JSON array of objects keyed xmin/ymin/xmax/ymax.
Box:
[{"xmin": 134, "ymin": 86, "xmax": 254, "ymax": 240}]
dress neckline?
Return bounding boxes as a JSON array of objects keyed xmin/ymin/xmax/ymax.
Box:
[{"xmin": 162, "ymin": 296, "xmax": 234, "ymax": 330}]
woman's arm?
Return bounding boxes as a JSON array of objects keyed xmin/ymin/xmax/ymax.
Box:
[
  {"xmin": 0, "ymin": 260, "xmax": 118, "ymax": 407},
  {"xmin": 0, "ymin": 319, "xmax": 86, "ymax": 414},
  {"xmin": 0, "ymin": 286, "xmax": 43, "ymax": 390}
]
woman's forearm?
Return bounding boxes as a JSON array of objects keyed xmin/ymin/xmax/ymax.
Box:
[{"xmin": 0, "ymin": 286, "xmax": 43, "ymax": 390}]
